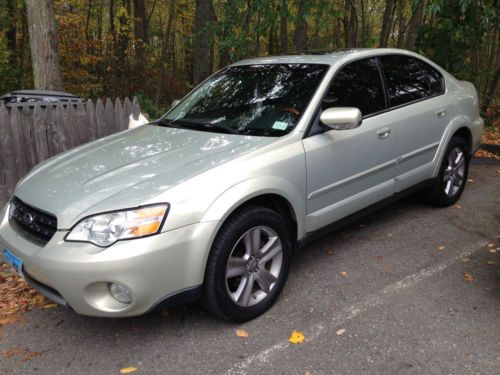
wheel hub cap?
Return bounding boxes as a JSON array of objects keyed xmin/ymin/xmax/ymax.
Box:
[{"xmin": 248, "ymin": 257, "xmax": 258, "ymax": 272}]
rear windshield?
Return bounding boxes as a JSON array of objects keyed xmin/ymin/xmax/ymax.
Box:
[{"xmin": 160, "ymin": 64, "xmax": 328, "ymax": 136}]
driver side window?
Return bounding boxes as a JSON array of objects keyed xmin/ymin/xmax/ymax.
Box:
[{"xmin": 323, "ymin": 58, "xmax": 387, "ymax": 117}]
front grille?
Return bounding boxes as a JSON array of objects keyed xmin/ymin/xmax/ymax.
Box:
[{"xmin": 10, "ymin": 197, "xmax": 57, "ymax": 243}]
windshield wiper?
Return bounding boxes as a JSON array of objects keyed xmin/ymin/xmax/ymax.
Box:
[
  {"xmin": 197, "ymin": 122, "xmax": 239, "ymax": 135},
  {"xmin": 155, "ymin": 118, "xmax": 239, "ymax": 135},
  {"xmin": 155, "ymin": 118, "xmax": 186, "ymax": 128}
]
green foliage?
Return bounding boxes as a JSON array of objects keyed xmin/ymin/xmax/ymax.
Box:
[
  {"xmin": 417, "ymin": 0, "xmax": 499, "ymax": 104},
  {"xmin": 134, "ymin": 92, "xmax": 168, "ymax": 120},
  {"xmin": 0, "ymin": 0, "xmax": 496, "ymax": 109}
]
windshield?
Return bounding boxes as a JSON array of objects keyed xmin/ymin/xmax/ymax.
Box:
[{"xmin": 159, "ymin": 64, "xmax": 328, "ymax": 136}]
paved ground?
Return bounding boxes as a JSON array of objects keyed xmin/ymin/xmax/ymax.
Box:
[{"xmin": 0, "ymin": 161, "xmax": 499, "ymax": 375}]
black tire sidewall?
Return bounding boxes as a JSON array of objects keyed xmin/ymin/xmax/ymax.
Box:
[{"xmin": 205, "ymin": 206, "xmax": 292, "ymax": 322}]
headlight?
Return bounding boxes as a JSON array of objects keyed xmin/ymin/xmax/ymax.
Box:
[{"xmin": 66, "ymin": 204, "xmax": 169, "ymax": 247}]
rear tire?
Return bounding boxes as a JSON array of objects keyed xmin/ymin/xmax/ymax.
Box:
[
  {"xmin": 202, "ymin": 206, "xmax": 292, "ymax": 322},
  {"xmin": 424, "ymin": 136, "xmax": 469, "ymax": 206}
]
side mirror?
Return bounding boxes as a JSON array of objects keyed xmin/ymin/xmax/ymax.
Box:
[
  {"xmin": 171, "ymin": 99, "xmax": 181, "ymax": 108},
  {"xmin": 320, "ymin": 107, "xmax": 362, "ymax": 130}
]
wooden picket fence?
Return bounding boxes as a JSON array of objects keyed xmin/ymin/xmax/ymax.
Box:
[{"xmin": 0, "ymin": 97, "xmax": 142, "ymax": 206}]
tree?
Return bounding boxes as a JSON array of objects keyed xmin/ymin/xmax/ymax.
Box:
[
  {"xmin": 25, "ymin": 0, "xmax": 63, "ymax": 90},
  {"xmin": 293, "ymin": 0, "xmax": 307, "ymax": 51},
  {"xmin": 405, "ymin": 0, "xmax": 424, "ymax": 50},
  {"xmin": 133, "ymin": 0, "xmax": 146, "ymax": 89},
  {"xmin": 156, "ymin": 0, "xmax": 177, "ymax": 105},
  {"xmin": 279, "ymin": 0, "xmax": 288, "ymax": 53},
  {"xmin": 379, "ymin": 0, "xmax": 395, "ymax": 47},
  {"xmin": 343, "ymin": 0, "xmax": 357, "ymax": 47},
  {"xmin": 192, "ymin": 0, "xmax": 215, "ymax": 84}
]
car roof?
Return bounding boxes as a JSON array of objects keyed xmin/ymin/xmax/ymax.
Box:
[{"xmin": 230, "ymin": 48, "xmax": 425, "ymax": 67}]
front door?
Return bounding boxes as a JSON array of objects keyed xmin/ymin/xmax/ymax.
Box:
[{"xmin": 303, "ymin": 58, "xmax": 398, "ymax": 232}]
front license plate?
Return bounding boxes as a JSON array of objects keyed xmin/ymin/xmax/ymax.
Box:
[{"xmin": 3, "ymin": 248, "xmax": 23, "ymax": 276}]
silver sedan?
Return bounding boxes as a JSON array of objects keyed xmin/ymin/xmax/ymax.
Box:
[{"xmin": 0, "ymin": 48, "xmax": 483, "ymax": 321}]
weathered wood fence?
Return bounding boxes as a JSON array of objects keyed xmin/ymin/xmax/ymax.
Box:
[{"xmin": 0, "ymin": 98, "xmax": 142, "ymax": 206}]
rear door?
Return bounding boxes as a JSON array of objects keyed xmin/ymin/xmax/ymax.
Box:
[
  {"xmin": 379, "ymin": 55, "xmax": 448, "ymax": 191},
  {"xmin": 303, "ymin": 58, "xmax": 398, "ymax": 232}
]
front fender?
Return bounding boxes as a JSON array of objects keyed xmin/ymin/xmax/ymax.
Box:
[{"xmin": 200, "ymin": 176, "xmax": 306, "ymax": 241}]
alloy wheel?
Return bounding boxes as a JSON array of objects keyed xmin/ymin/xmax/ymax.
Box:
[
  {"xmin": 443, "ymin": 146, "xmax": 466, "ymax": 197},
  {"xmin": 225, "ymin": 226, "xmax": 283, "ymax": 307}
]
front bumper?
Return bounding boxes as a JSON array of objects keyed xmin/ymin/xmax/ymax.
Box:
[{"xmin": 0, "ymin": 203, "xmax": 218, "ymax": 317}]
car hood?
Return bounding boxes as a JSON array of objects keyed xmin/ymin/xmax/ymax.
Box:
[{"xmin": 15, "ymin": 125, "xmax": 274, "ymax": 229}]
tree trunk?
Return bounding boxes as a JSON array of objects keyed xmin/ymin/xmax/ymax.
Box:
[
  {"xmin": 396, "ymin": 0, "xmax": 406, "ymax": 48},
  {"xmin": 333, "ymin": 16, "xmax": 341, "ymax": 48},
  {"xmin": 405, "ymin": 0, "xmax": 424, "ymax": 50},
  {"xmin": 280, "ymin": 0, "xmax": 288, "ymax": 53},
  {"xmin": 360, "ymin": 0, "xmax": 366, "ymax": 46},
  {"xmin": 6, "ymin": 0, "xmax": 17, "ymax": 66},
  {"xmin": 25, "ymin": 0, "xmax": 63, "ymax": 90},
  {"xmin": 379, "ymin": 0, "xmax": 395, "ymax": 47},
  {"xmin": 20, "ymin": 2, "xmax": 29, "ymax": 87},
  {"xmin": 192, "ymin": 0, "xmax": 215, "ymax": 84},
  {"xmin": 343, "ymin": 0, "xmax": 357, "ymax": 48},
  {"xmin": 268, "ymin": 26, "xmax": 276, "ymax": 55},
  {"xmin": 133, "ymin": 0, "xmax": 147, "ymax": 89},
  {"xmin": 293, "ymin": 0, "xmax": 307, "ymax": 51},
  {"xmin": 115, "ymin": 0, "xmax": 131, "ymax": 96},
  {"xmin": 156, "ymin": 0, "xmax": 177, "ymax": 105}
]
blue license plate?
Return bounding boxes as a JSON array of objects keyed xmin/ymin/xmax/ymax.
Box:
[{"xmin": 3, "ymin": 248, "xmax": 23, "ymax": 276}]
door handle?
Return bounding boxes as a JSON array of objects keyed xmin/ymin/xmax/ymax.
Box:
[
  {"xmin": 377, "ymin": 127, "xmax": 391, "ymax": 139},
  {"xmin": 436, "ymin": 110, "xmax": 447, "ymax": 118}
]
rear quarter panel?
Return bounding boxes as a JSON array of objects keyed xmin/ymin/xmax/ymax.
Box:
[{"xmin": 431, "ymin": 77, "xmax": 483, "ymax": 177}]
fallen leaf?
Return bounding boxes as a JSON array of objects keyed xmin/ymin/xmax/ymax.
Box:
[
  {"xmin": 489, "ymin": 248, "xmax": 497, "ymax": 254},
  {"xmin": 453, "ymin": 205, "xmax": 462, "ymax": 209},
  {"xmin": 326, "ymin": 250, "xmax": 333, "ymax": 256},
  {"xmin": 340, "ymin": 271, "xmax": 348, "ymax": 277},
  {"xmin": 487, "ymin": 243, "xmax": 495, "ymax": 248},
  {"xmin": 41, "ymin": 304, "xmax": 57, "ymax": 309},
  {"xmin": 22, "ymin": 351, "xmax": 41, "ymax": 362},
  {"xmin": 437, "ymin": 246, "xmax": 445, "ymax": 251},
  {"xmin": 463, "ymin": 273, "xmax": 475, "ymax": 282},
  {"xmin": 159, "ymin": 308, "xmax": 169, "ymax": 317},
  {"xmin": 132, "ymin": 323, "xmax": 143, "ymax": 333},
  {"xmin": 461, "ymin": 257, "xmax": 471, "ymax": 262},
  {"xmin": 486, "ymin": 260, "xmax": 496, "ymax": 266},
  {"xmin": 467, "ymin": 179, "xmax": 474, "ymax": 182},
  {"xmin": 0, "ymin": 314, "xmax": 24, "ymax": 326},
  {"xmin": 305, "ymin": 371, "xmax": 311, "ymax": 375},
  {"xmin": 236, "ymin": 328, "xmax": 249, "ymax": 338},
  {"xmin": 375, "ymin": 255, "xmax": 384, "ymax": 261},
  {"xmin": 336, "ymin": 328, "xmax": 346, "ymax": 336},
  {"xmin": 2, "ymin": 348, "xmax": 25, "ymax": 358},
  {"xmin": 120, "ymin": 367, "xmax": 138, "ymax": 374},
  {"xmin": 289, "ymin": 330, "xmax": 305, "ymax": 344}
]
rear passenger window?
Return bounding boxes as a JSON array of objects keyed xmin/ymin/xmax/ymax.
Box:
[
  {"xmin": 380, "ymin": 55, "xmax": 444, "ymax": 107},
  {"xmin": 323, "ymin": 58, "xmax": 386, "ymax": 117}
]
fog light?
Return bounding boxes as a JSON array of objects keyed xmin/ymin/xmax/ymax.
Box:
[{"xmin": 108, "ymin": 282, "xmax": 132, "ymax": 304}]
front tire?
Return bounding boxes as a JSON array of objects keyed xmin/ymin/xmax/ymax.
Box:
[
  {"xmin": 202, "ymin": 206, "xmax": 292, "ymax": 322},
  {"xmin": 425, "ymin": 136, "xmax": 469, "ymax": 206}
]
